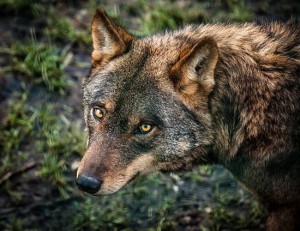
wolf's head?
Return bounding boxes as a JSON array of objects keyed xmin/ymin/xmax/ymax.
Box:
[{"xmin": 76, "ymin": 9, "xmax": 219, "ymax": 195}]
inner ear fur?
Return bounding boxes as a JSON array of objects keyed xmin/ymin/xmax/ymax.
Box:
[
  {"xmin": 91, "ymin": 8, "xmax": 134, "ymax": 66},
  {"xmin": 171, "ymin": 36, "xmax": 219, "ymax": 96}
]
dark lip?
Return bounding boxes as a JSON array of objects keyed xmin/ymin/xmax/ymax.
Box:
[
  {"xmin": 78, "ymin": 172, "xmax": 141, "ymax": 196},
  {"xmin": 83, "ymin": 173, "xmax": 141, "ymax": 196},
  {"xmin": 128, "ymin": 172, "xmax": 140, "ymax": 183}
]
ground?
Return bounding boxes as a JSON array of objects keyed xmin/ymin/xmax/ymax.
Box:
[{"xmin": 0, "ymin": 0, "xmax": 299, "ymax": 230}]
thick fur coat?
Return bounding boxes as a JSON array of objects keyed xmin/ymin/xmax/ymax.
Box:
[{"xmin": 76, "ymin": 9, "xmax": 300, "ymax": 230}]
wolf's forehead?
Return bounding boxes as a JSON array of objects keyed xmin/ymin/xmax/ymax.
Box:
[
  {"xmin": 83, "ymin": 37, "xmax": 183, "ymax": 105},
  {"xmin": 83, "ymin": 64, "xmax": 165, "ymax": 107},
  {"xmin": 135, "ymin": 37, "xmax": 182, "ymax": 69}
]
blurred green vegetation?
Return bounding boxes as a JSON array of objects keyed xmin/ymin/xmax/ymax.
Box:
[
  {"xmin": 1, "ymin": 0, "xmax": 298, "ymax": 230},
  {"xmin": 2, "ymin": 38, "xmax": 72, "ymax": 94}
]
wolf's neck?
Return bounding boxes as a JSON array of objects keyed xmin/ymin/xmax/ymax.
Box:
[{"xmin": 208, "ymin": 42, "xmax": 274, "ymax": 163}]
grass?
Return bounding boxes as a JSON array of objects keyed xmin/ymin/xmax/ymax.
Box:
[
  {"xmin": 208, "ymin": 188, "xmax": 263, "ymax": 230},
  {"xmin": 46, "ymin": 17, "xmax": 92, "ymax": 45},
  {"xmin": 1, "ymin": 95, "xmax": 86, "ymax": 200},
  {"xmin": 0, "ymin": 0, "xmax": 44, "ymax": 16},
  {"xmin": 32, "ymin": 104, "xmax": 86, "ymax": 198},
  {"xmin": 44, "ymin": 173, "xmax": 179, "ymax": 230},
  {"xmin": 227, "ymin": 0, "xmax": 253, "ymax": 22},
  {"xmin": 0, "ymin": 0, "xmax": 269, "ymax": 230},
  {"xmin": 0, "ymin": 90, "xmax": 33, "ymax": 175},
  {"xmin": 130, "ymin": 0, "xmax": 208, "ymax": 35},
  {"xmin": 1, "ymin": 34, "xmax": 72, "ymax": 94},
  {"xmin": 129, "ymin": 0, "xmax": 254, "ymax": 35},
  {"xmin": 137, "ymin": 0, "xmax": 183, "ymax": 34}
]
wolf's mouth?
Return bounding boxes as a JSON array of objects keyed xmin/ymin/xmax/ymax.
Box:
[{"xmin": 128, "ymin": 172, "xmax": 140, "ymax": 183}]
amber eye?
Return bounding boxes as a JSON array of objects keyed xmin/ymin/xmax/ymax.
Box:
[
  {"xmin": 139, "ymin": 123, "xmax": 153, "ymax": 134},
  {"xmin": 93, "ymin": 107, "xmax": 104, "ymax": 120}
]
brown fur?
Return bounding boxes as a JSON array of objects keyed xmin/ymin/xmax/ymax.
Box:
[{"xmin": 77, "ymin": 9, "xmax": 300, "ymax": 230}]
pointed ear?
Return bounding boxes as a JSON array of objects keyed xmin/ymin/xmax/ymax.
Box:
[
  {"xmin": 91, "ymin": 8, "xmax": 134, "ymax": 66},
  {"xmin": 170, "ymin": 37, "xmax": 219, "ymax": 96}
]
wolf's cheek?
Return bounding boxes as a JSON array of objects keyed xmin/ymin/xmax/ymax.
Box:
[
  {"xmin": 153, "ymin": 131, "xmax": 209, "ymax": 171},
  {"xmin": 77, "ymin": 142, "xmax": 157, "ymax": 195}
]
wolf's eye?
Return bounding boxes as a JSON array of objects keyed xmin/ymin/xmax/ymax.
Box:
[
  {"xmin": 138, "ymin": 123, "xmax": 153, "ymax": 134},
  {"xmin": 93, "ymin": 107, "xmax": 104, "ymax": 120}
]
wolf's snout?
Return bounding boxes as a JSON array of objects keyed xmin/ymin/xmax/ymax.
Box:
[{"xmin": 76, "ymin": 174, "xmax": 102, "ymax": 194}]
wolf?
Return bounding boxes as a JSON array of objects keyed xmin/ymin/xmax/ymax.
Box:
[{"xmin": 76, "ymin": 8, "xmax": 300, "ymax": 230}]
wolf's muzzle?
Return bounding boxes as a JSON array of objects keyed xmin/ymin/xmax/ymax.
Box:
[{"xmin": 76, "ymin": 174, "xmax": 102, "ymax": 194}]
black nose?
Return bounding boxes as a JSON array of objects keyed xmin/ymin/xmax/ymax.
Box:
[{"xmin": 76, "ymin": 174, "xmax": 102, "ymax": 194}]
